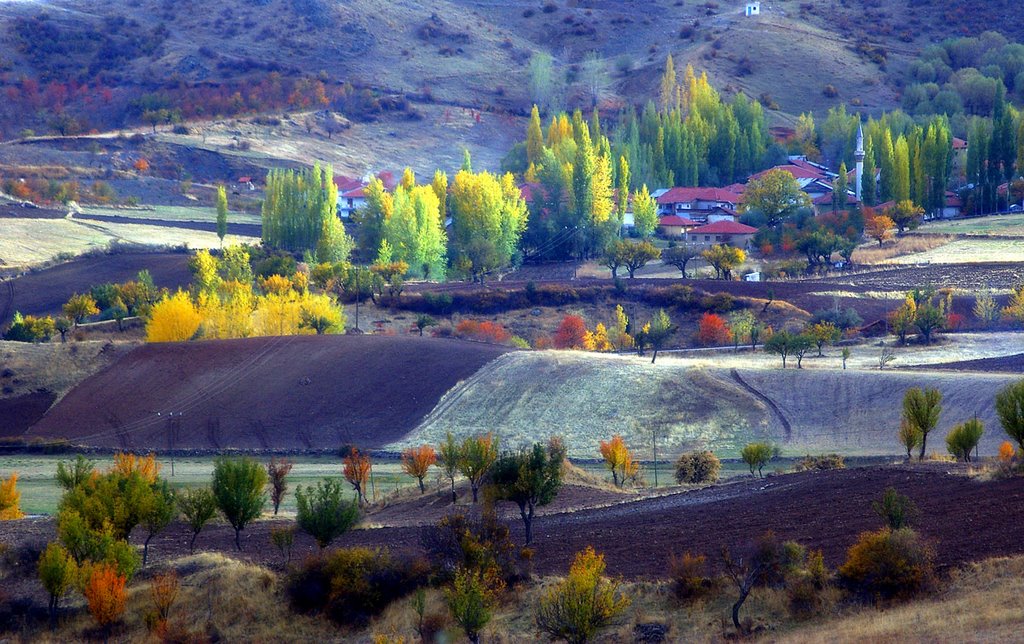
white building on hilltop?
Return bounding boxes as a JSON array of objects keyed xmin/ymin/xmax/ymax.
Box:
[{"xmin": 745, "ymin": 1, "xmax": 761, "ymax": 17}]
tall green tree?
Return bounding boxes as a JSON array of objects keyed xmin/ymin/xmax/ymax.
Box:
[
  {"xmin": 490, "ymin": 440, "xmax": 565, "ymax": 545},
  {"xmin": 631, "ymin": 184, "xmax": 658, "ymax": 238},
  {"xmin": 262, "ymin": 163, "xmax": 343, "ymax": 254},
  {"xmin": 211, "ymin": 457, "xmax": 267, "ymax": 551},
  {"xmin": 861, "ymin": 136, "xmax": 877, "ymax": 206},
  {"xmin": 893, "ymin": 135, "xmax": 911, "ymax": 202},
  {"xmin": 902, "ymin": 387, "xmax": 942, "ymax": 460}
]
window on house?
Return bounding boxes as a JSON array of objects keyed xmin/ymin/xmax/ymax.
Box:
[{"xmin": 704, "ymin": 235, "xmax": 710, "ymax": 241}]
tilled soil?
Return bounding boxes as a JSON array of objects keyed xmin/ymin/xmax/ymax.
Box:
[
  {"xmin": 2, "ymin": 465, "xmax": 1020, "ymax": 579},
  {"xmin": 918, "ymin": 353, "xmax": 1024, "ymax": 373},
  {"xmin": 27, "ymin": 335, "xmax": 509, "ymax": 451},
  {"xmin": 0, "ymin": 251, "xmax": 192, "ymax": 325}
]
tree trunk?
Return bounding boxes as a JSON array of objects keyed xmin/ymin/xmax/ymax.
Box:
[
  {"xmin": 521, "ymin": 503, "xmax": 535, "ymax": 545},
  {"xmin": 235, "ymin": 528, "xmax": 242, "ymax": 551},
  {"xmin": 732, "ymin": 583, "xmax": 752, "ymax": 631},
  {"xmin": 450, "ymin": 477, "xmax": 457, "ymax": 504},
  {"xmin": 651, "ymin": 349, "xmax": 658, "ymax": 364},
  {"xmin": 190, "ymin": 531, "xmax": 198, "ymax": 554},
  {"xmin": 919, "ymin": 433, "xmax": 928, "ymax": 460},
  {"xmin": 471, "ymin": 483, "xmax": 479, "ymax": 503},
  {"xmin": 143, "ymin": 535, "xmax": 152, "ymax": 565},
  {"xmin": 418, "ymin": 477, "xmax": 426, "ymax": 494}
]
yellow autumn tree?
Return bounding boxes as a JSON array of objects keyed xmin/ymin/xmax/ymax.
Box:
[
  {"xmin": 111, "ymin": 453, "xmax": 160, "ymax": 484},
  {"xmin": 598, "ymin": 435, "xmax": 640, "ymax": 488},
  {"xmin": 146, "ymin": 291, "xmax": 202, "ymax": 342},
  {"xmin": 197, "ymin": 280, "xmax": 256, "ymax": 339},
  {"xmin": 588, "ymin": 323, "xmax": 613, "ymax": 352},
  {"xmin": 610, "ymin": 304, "xmax": 633, "ymax": 350},
  {"xmin": 298, "ymin": 293, "xmax": 346, "ymax": 335},
  {"xmin": 0, "ymin": 473, "xmax": 24, "ymax": 520}
]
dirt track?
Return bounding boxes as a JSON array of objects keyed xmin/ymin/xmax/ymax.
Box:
[
  {"xmin": 0, "ymin": 252, "xmax": 192, "ymax": 325},
  {"xmin": 2, "ymin": 465, "xmax": 1019, "ymax": 579},
  {"xmin": 26, "ymin": 335, "xmax": 509, "ymax": 450}
]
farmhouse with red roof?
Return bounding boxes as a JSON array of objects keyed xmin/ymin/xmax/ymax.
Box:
[
  {"xmin": 686, "ymin": 220, "xmax": 758, "ymax": 248},
  {"xmin": 656, "ymin": 187, "xmax": 742, "ymax": 222}
]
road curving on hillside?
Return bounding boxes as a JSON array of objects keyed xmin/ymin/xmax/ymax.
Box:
[
  {"xmin": 25, "ymin": 335, "xmax": 508, "ymax": 451},
  {"xmin": 392, "ymin": 350, "xmax": 1020, "ymax": 458}
]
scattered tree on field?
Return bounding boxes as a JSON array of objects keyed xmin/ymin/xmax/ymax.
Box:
[
  {"xmin": 995, "ymin": 379, "xmax": 1024, "ymax": 452},
  {"xmin": 644, "ymin": 309, "xmax": 674, "ymax": 363},
  {"xmin": 415, "ymin": 314, "xmax": 438, "ymax": 337},
  {"xmin": 401, "ymin": 445, "xmax": 438, "ymax": 493},
  {"xmin": 266, "ymin": 458, "xmax": 293, "ymax": 515},
  {"xmin": 535, "ymin": 546, "xmax": 631, "ymax": 644},
  {"xmin": 872, "ymin": 487, "xmax": 916, "ymax": 530},
  {"xmin": 439, "ymin": 432, "xmax": 461, "ymax": 504},
  {"xmin": 0, "ymin": 472, "xmax": 24, "ymax": 519},
  {"xmin": 887, "ymin": 200, "xmax": 924, "ymax": 233},
  {"xmin": 211, "ymin": 457, "xmax": 267, "ymax": 551},
  {"xmin": 598, "ymin": 435, "xmax": 639, "ymax": 488},
  {"xmin": 343, "ymin": 448, "xmax": 372, "ymax": 505},
  {"xmin": 864, "ymin": 212, "xmax": 895, "ymax": 246},
  {"xmin": 553, "ymin": 315, "xmax": 590, "ymax": 349},
  {"xmin": 490, "ymin": 439, "xmax": 565, "ymax": 545},
  {"xmin": 54, "ymin": 317, "xmax": 72, "ymax": 343},
  {"xmin": 63, "ymin": 293, "xmax": 99, "ymax": 327},
  {"xmin": 973, "ymin": 291, "xmax": 999, "ymax": 327},
  {"xmin": 807, "ymin": 321, "xmax": 840, "ymax": 356},
  {"xmin": 215, "ymin": 185, "xmax": 228, "ymax": 247},
  {"xmin": 38, "ymin": 542, "xmax": 78, "ymax": 628},
  {"xmin": 176, "ymin": 487, "xmax": 217, "ymax": 554},
  {"xmin": 140, "ymin": 481, "xmax": 176, "ymax": 565},
  {"xmin": 270, "ymin": 525, "xmax": 296, "ymax": 565},
  {"xmin": 897, "ymin": 419, "xmax": 921, "ymax": 461},
  {"xmin": 946, "ymin": 418, "xmax": 983, "ymax": 462},
  {"xmin": 661, "ymin": 244, "xmax": 700, "ymax": 278},
  {"xmin": 741, "ymin": 442, "xmax": 775, "ymax": 478},
  {"xmin": 295, "ymin": 478, "xmax": 359, "ymax": 549},
  {"xmin": 902, "ymin": 387, "xmax": 942, "ymax": 459},
  {"xmin": 697, "ymin": 312, "xmax": 731, "ymax": 347},
  {"xmin": 459, "ymin": 434, "xmax": 498, "ymax": 503},
  {"xmin": 764, "ymin": 330, "xmax": 800, "ymax": 368},
  {"xmin": 674, "ymin": 451, "xmax": 721, "ymax": 484},
  {"xmin": 701, "ymin": 245, "xmax": 745, "ymax": 280}
]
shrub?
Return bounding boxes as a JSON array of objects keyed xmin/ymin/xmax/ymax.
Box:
[
  {"xmin": 838, "ymin": 528, "xmax": 934, "ymax": 600},
  {"xmin": 795, "ymin": 454, "xmax": 845, "ymax": 471},
  {"xmin": 270, "ymin": 524, "xmax": 296, "ymax": 565},
  {"xmin": 145, "ymin": 570, "xmax": 179, "ymax": 634},
  {"xmin": 998, "ymin": 440, "xmax": 1016, "ymax": 462},
  {"xmin": 0, "ymin": 473, "xmax": 24, "ymax": 519},
  {"xmin": 697, "ymin": 312, "xmax": 731, "ymax": 346},
  {"xmin": 536, "ymin": 546, "xmax": 630, "ymax": 644},
  {"xmin": 211, "ymin": 457, "xmax": 267, "ymax": 550},
  {"xmin": 455, "ymin": 319, "xmax": 511, "ymax": 344},
  {"xmin": 668, "ymin": 551, "xmax": 712, "ymax": 601},
  {"xmin": 295, "ymin": 478, "xmax": 359, "ymax": 549},
  {"xmin": 674, "ymin": 451, "xmax": 721, "ymax": 484},
  {"xmin": 420, "ymin": 509, "xmax": 523, "ymax": 586},
  {"xmin": 553, "ymin": 315, "xmax": 589, "ymax": 349},
  {"xmin": 995, "ymin": 379, "xmax": 1024, "ymax": 453},
  {"xmin": 267, "ymin": 457, "xmax": 293, "ymax": 515},
  {"xmin": 288, "ymin": 547, "xmax": 428, "ymax": 627},
  {"xmin": 741, "ymin": 442, "xmax": 775, "ymax": 478},
  {"xmin": 700, "ymin": 292, "xmax": 735, "ymax": 313},
  {"xmin": 84, "ymin": 563, "xmax": 128, "ymax": 632},
  {"xmin": 873, "ymin": 487, "xmax": 916, "ymax": 530},
  {"xmin": 447, "ymin": 566, "xmax": 501, "ymax": 644},
  {"xmin": 3, "ymin": 312, "xmax": 55, "ymax": 342}
]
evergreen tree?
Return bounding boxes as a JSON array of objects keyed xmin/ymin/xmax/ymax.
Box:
[{"xmin": 834, "ymin": 162, "xmax": 848, "ymax": 212}]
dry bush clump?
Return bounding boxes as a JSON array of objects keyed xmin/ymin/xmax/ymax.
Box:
[{"xmin": 852, "ymin": 235, "xmax": 953, "ymax": 264}]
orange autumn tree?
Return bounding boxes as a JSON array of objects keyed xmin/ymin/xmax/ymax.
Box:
[
  {"xmin": 697, "ymin": 313, "xmax": 731, "ymax": 346},
  {"xmin": 112, "ymin": 452, "xmax": 160, "ymax": 483},
  {"xmin": 553, "ymin": 315, "xmax": 589, "ymax": 349},
  {"xmin": 0, "ymin": 472, "xmax": 24, "ymax": 520},
  {"xmin": 864, "ymin": 210, "xmax": 895, "ymax": 246},
  {"xmin": 84, "ymin": 563, "xmax": 127, "ymax": 634},
  {"xmin": 999, "ymin": 441, "xmax": 1016, "ymax": 462},
  {"xmin": 598, "ymin": 435, "xmax": 640, "ymax": 488},
  {"xmin": 343, "ymin": 448, "xmax": 372, "ymax": 505},
  {"xmin": 401, "ymin": 445, "xmax": 437, "ymax": 494}
]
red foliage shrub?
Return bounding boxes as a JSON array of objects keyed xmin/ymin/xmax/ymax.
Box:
[
  {"xmin": 697, "ymin": 313, "xmax": 731, "ymax": 346},
  {"xmin": 553, "ymin": 315, "xmax": 588, "ymax": 349},
  {"xmin": 455, "ymin": 319, "xmax": 510, "ymax": 344},
  {"xmin": 945, "ymin": 313, "xmax": 964, "ymax": 330}
]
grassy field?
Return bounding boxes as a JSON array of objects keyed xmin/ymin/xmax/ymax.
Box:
[
  {"xmin": 0, "ymin": 217, "xmax": 259, "ymax": 267},
  {"xmin": 880, "ymin": 238, "xmax": 1024, "ymax": 264},
  {"xmin": 917, "ymin": 213, "xmax": 1024, "ymax": 237}
]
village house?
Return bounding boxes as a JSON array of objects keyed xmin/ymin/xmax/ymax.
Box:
[
  {"xmin": 686, "ymin": 220, "xmax": 758, "ymax": 248},
  {"xmin": 334, "ymin": 171, "xmax": 396, "ymax": 218},
  {"xmin": 656, "ymin": 187, "xmax": 743, "ymax": 222},
  {"xmin": 658, "ymin": 214, "xmax": 698, "ymax": 237}
]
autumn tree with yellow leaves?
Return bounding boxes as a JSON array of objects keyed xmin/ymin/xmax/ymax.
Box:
[{"xmin": 599, "ymin": 435, "xmax": 640, "ymax": 488}]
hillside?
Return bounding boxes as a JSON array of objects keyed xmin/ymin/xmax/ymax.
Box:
[
  {"xmin": 393, "ymin": 350, "xmax": 1019, "ymax": 458},
  {"xmin": 24, "ymin": 335, "xmax": 509, "ymax": 450},
  {"xmin": 4, "ymin": 0, "xmax": 1012, "ymax": 141}
]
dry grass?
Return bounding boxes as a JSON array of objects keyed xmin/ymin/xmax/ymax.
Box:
[
  {"xmin": 778, "ymin": 557, "xmax": 1024, "ymax": 643},
  {"xmin": 0, "ymin": 339, "xmax": 131, "ymax": 402},
  {"xmin": 852, "ymin": 236, "xmax": 953, "ymax": 265}
]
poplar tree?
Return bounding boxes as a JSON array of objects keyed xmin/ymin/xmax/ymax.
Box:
[
  {"xmin": 660, "ymin": 54, "xmax": 677, "ymax": 112},
  {"xmin": 833, "ymin": 162, "xmax": 848, "ymax": 212},
  {"xmin": 893, "ymin": 135, "xmax": 911, "ymax": 202},
  {"xmin": 526, "ymin": 105, "xmax": 544, "ymax": 166},
  {"xmin": 861, "ymin": 136, "xmax": 877, "ymax": 206},
  {"xmin": 261, "ymin": 163, "xmax": 342, "ymax": 254},
  {"xmin": 879, "ymin": 129, "xmax": 896, "ymax": 202},
  {"xmin": 615, "ymin": 155, "xmax": 630, "ymax": 231}
]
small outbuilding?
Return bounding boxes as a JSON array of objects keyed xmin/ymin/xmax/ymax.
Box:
[{"xmin": 745, "ymin": 1, "xmax": 761, "ymax": 17}]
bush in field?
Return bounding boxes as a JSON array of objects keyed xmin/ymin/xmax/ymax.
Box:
[
  {"xmin": 553, "ymin": 315, "xmax": 589, "ymax": 349},
  {"xmin": 447, "ymin": 566, "xmax": 501, "ymax": 644},
  {"xmin": 0, "ymin": 472, "xmax": 24, "ymax": 519},
  {"xmin": 420, "ymin": 509, "xmax": 523, "ymax": 587},
  {"xmin": 741, "ymin": 442, "xmax": 775, "ymax": 478},
  {"xmin": 668, "ymin": 551, "xmax": 712, "ymax": 601},
  {"xmin": 674, "ymin": 451, "xmax": 721, "ymax": 484},
  {"xmin": 84, "ymin": 563, "xmax": 128, "ymax": 635},
  {"xmin": 270, "ymin": 525, "xmax": 296, "ymax": 565},
  {"xmin": 287, "ymin": 547, "xmax": 428, "ymax": 627},
  {"xmin": 838, "ymin": 528, "xmax": 934, "ymax": 600},
  {"xmin": 295, "ymin": 478, "xmax": 359, "ymax": 550},
  {"xmin": 211, "ymin": 457, "xmax": 267, "ymax": 551},
  {"xmin": 146, "ymin": 291, "xmax": 202, "ymax": 342},
  {"xmin": 873, "ymin": 487, "xmax": 917, "ymax": 530},
  {"xmin": 795, "ymin": 454, "xmax": 845, "ymax": 471},
  {"xmin": 3, "ymin": 312, "xmax": 55, "ymax": 342},
  {"xmin": 697, "ymin": 312, "xmax": 731, "ymax": 346},
  {"xmin": 455, "ymin": 319, "xmax": 511, "ymax": 344},
  {"xmin": 536, "ymin": 546, "xmax": 631, "ymax": 644},
  {"xmin": 946, "ymin": 418, "xmax": 984, "ymax": 462}
]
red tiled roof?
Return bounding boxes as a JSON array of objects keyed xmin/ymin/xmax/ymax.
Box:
[
  {"xmin": 788, "ymin": 158, "xmax": 830, "ymax": 176},
  {"xmin": 659, "ymin": 215, "xmax": 699, "ymax": 227},
  {"xmin": 656, "ymin": 187, "xmax": 742, "ymax": 205},
  {"xmin": 945, "ymin": 191, "xmax": 962, "ymax": 208},
  {"xmin": 952, "ymin": 137, "xmax": 967, "ymax": 151},
  {"xmin": 237, "ymin": 176, "xmax": 252, "ymax": 183},
  {"xmin": 333, "ymin": 175, "xmax": 363, "ymax": 191},
  {"xmin": 813, "ymin": 191, "xmax": 860, "ymax": 206},
  {"xmin": 689, "ymin": 220, "xmax": 758, "ymax": 234},
  {"xmin": 341, "ymin": 186, "xmax": 367, "ymax": 199}
]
